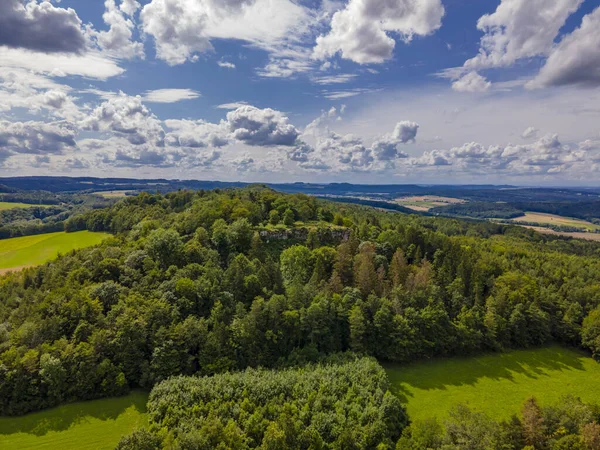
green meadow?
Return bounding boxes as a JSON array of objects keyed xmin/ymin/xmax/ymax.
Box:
[
  {"xmin": 0, "ymin": 392, "xmax": 148, "ymax": 450},
  {"xmin": 386, "ymin": 346, "xmax": 600, "ymax": 421},
  {"xmin": 0, "ymin": 202, "xmax": 48, "ymax": 211},
  {"xmin": 0, "ymin": 231, "xmax": 110, "ymax": 271}
]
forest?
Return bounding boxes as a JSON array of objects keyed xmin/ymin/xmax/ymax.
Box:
[{"xmin": 2, "ymin": 187, "xmax": 600, "ymax": 448}]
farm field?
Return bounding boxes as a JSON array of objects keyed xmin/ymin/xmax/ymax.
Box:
[
  {"xmin": 510, "ymin": 212, "xmax": 600, "ymax": 231},
  {"xmin": 93, "ymin": 190, "xmax": 136, "ymax": 198},
  {"xmin": 0, "ymin": 231, "xmax": 110, "ymax": 273},
  {"xmin": 0, "ymin": 392, "xmax": 148, "ymax": 450},
  {"xmin": 522, "ymin": 225, "xmax": 600, "ymax": 242},
  {"xmin": 0, "ymin": 201, "xmax": 49, "ymax": 211},
  {"xmin": 386, "ymin": 346, "xmax": 600, "ymax": 421},
  {"xmin": 394, "ymin": 195, "xmax": 466, "ymax": 211}
]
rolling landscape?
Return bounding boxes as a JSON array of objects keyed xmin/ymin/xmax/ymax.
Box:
[
  {"xmin": 1, "ymin": 181, "xmax": 600, "ymax": 449},
  {"xmin": 3, "ymin": 0, "xmax": 600, "ymax": 448}
]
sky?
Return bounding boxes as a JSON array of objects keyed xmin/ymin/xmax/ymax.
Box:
[{"xmin": 0, "ymin": 0, "xmax": 600, "ymax": 185}]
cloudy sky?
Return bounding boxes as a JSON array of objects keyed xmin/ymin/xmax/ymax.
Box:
[{"xmin": 1, "ymin": 0, "xmax": 599, "ymax": 185}]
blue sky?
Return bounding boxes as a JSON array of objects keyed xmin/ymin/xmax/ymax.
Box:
[{"xmin": 1, "ymin": 0, "xmax": 600, "ymax": 185}]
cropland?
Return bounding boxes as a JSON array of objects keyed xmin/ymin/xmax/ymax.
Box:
[{"xmin": 510, "ymin": 212, "xmax": 600, "ymax": 231}]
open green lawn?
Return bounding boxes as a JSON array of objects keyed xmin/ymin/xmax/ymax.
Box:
[
  {"xmin": 0, "ymin": 392, "xmax": 148, "ymax": 450},
  {"xmin": 0, "ymin": 201, "xmax": 49, "ymax": 211},
  {"xmin": 0, "ymin": 231, "xmax": 111, "ymax": 271},
  {"xmin": 386, "ymin": 346, "xmax": 600, "ymax": 421}
]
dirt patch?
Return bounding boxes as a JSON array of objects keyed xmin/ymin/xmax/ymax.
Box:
[{"xmin": 0, "ymin": 265, "xmax": 32, "ymax": 276}]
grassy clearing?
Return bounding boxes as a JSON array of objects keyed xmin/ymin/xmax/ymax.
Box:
[
  {"xmin": 0, "ymin": 392, "xmax": 148, "ymax": 450},
  {"xmin": 0, "ymin": 231, "xmax": 110, "ymax": 271},
  {"xmin": 386, "ymin": 346, "xmax": 600, "ymax": 421},
  {"xmin": 511, "ymin": 212, "xmax": 600, "ymax": 231},
  {"xmin": 395, "ymin": 196, "xmax": 466, "ymax": 212},
  {"xmin": 0, "ymin": 202, "xmax": 49, "ymax": 211}
]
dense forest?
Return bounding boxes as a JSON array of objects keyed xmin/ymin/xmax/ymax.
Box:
[
  {"xmin": 0, "ymin": 193, "xmax": 114, "ymax": 239},
  {"xmin": 2, "ymin": 187, "xmax": 600, "ymax": 447}
]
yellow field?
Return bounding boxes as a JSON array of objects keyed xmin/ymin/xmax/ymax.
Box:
[
  {"xmin": 93, "ymin": 190, "xmax": 136, "ymax": 198},
  {"xmin": 395, "ymin": 196, "xmax": 466, "ymax": 212},
  {"xmin": 511, "ymin": 212, "xmax": 600, "ymax": 231}
]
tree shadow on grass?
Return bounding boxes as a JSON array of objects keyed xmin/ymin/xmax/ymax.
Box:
[
  {"xmin": 385, "ymin": 346, "xmax": 589, "ymax": 404},
  {"xmin": 0, "ymin": 391, "xmax": 148, "ymax": 437}
]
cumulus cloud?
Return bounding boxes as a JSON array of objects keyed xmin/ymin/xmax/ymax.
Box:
[
  {"xmin": 297, "ymin": 118, "xmax": 419, "ymax": 171},
  {"xmin": 410, "ymin": 134, "xmax": 584, "ymax": 176},
  {"xmin": 0, "ymin": 0, "xmax": 88, "ymax": 54},
  {"xmin": 0, "ymin": 120, "xmax": 77, "ymax": 155},
  {"xmin": 452, "ymin": 71, "xmax": 491, "ymax": 92},
  {"xmin": 314, "ymin": 0, "xmax": 445, "ymax": 64},
  {"xmin": 140, "ymin": 0, "xmax": 311, "ymax": 67},
  {"xmin": 92, "ymin": 0, "xmax": 145, "ymax": 59},
  {"xmin": 81, "ymin": 93, "xmax": 165, "ymax": 146},
  {"xmin": 226, "ymin": 105, "xmax": 300, "ymax": 146},
  {"xmin": 528, "ymin": 7, "xmax": 600, "ymax": 88},
  {"xmin": 464, "ymin": 0, "xmax": 584, "ymax": 71},
  {"xmin": 522, "ymin": 127, "xmax": 538, "ymax": 140},
  {"xmin": 165, "ymin": 119, "xmax": 230, "ymax": 148},
  {"xmin": 371, "ymin": 121, "xmax": 418, "ymax": 160}
]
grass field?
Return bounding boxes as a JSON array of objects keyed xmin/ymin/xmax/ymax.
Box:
[
  {"xmin": 0, "ymin": 231, "xmax": 110, "ymax": 273},
  {"xmin": 395, "ymin": 196, "xmax": 466, "ymax": 212},
  {"xmin": 511, "ymin": 212, "xmax": 600, "ymax": 231},
  {"xmin": 0, "ymin": 392, "xmax": 148, "ymax": 450},
  {"xmin": 386, "ymin": 346, "xmax": 600, "ymax": 421},
  {"xmin": 0, "ymin": 202, "xmax": 49, "ymax": 211}
]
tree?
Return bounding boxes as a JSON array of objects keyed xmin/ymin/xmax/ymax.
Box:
[
  {"xmin": 145, "ymin": 228, "xmax": 183, "ymax": 268},
  {"xmin": 521, "ymin": 397, "xmax": 546, "ymax": 447},
  {"xmin": 283, "ymin": 209, "xmax": 295, "ymax": 227},
  {"xmin": 582, "ymin": 306, "xmax": 600, "ymax": 358},
  {"xmin": 280, "ymin": 245, "xmax": 313, "ymax": 287},
  {"xmin": 269, "ymin": 210, "xmax": 280, "ymax": 225}
]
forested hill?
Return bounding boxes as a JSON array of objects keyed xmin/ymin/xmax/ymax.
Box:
[{"xmin": 3, "ymin": 187, "xmax": 600, "ymax": 445}]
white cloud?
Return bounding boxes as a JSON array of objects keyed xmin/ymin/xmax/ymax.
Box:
[
  {"xmin": 81, "ymin": 93, "xmax": 165, "ymax": 146},
  {"xmin": 218, "ymin": 60, "xmax": 236, "ymax": 69},
  {"xmin": 140, "ymin": 0, "xmax": 312, "ymax": 68},
  {"xmin": 0, "ymin": 47, "xmax": 124, "ymax": 80},
  {"xmin": 464, "ymin": 0, "xmax": 584, "ymax": 71},
  {"xmin": 452, "ymin": 71, "xmax": 491, "ymax": 93},
  {"xmin": 522, "ymin": 126, "xmax": 538, "ymax": 139},
  {"xmin": 311, "ymin": 74, "xmax": 357, "ymax": 85},
  {"xmin": 314, "ymin": 0, "xmax": 445, "ymax": 64},
  {"xmin": 321, "ymin": 88, "xmax": 381, "ymax": 100},
  {"xmin": 226, "ymin": 105, "xmax": 300, "ymax": 146},
  {"xmin": 216, "ymin": 101, "xmax": 249, "ymax": 110},
  {"xmin": 165, "ymin": 119, "xmax": 230, "ymax": 148},
  {"xmin": 92, "ymin": 0, "xmax": 145, "ymax": 59},
  {"xmin": 143, "ymin": 88, "xmax": 201, "ymax": 103},
  {"xmin": 0, "ymin": 120, "xmax": 77, "ymax": 155},
  {"xmin": 0, "ymin": 0, "xmax": 88, "ymax": 54},
  {"xmin": 528, "ymin": 7, "xmax": 600, "ymax": 88}
]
